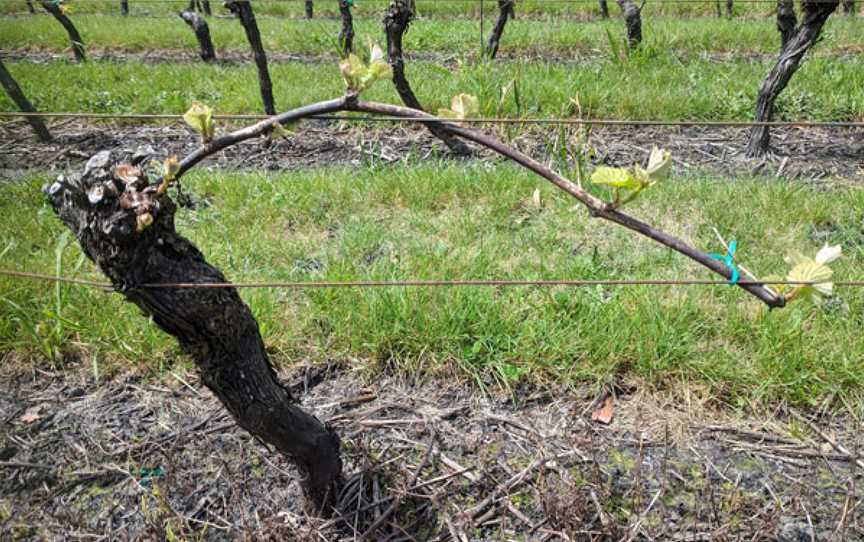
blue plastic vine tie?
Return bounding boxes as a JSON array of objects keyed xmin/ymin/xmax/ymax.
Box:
[{"xmin": 709, "ymin": 240, "xmax": 740, "ymax": 285}]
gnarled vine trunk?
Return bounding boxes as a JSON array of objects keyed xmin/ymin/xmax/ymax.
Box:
[
  {"xmin": 0, "ymin": 59, "xmax": 51, "ymax": 142},
  {"xmin": 384, "ymin": 0, "xmax": 471, "ymax": 155},
  {"xmin": 180, "ymin": 9, "xmax": 216, "ymax": 62},
  {"xmin": 225, "ymin": 0, "xmax": 276, "ymax": 116},
  {"xmin": 842, "ymin": 0, "xmax": 855, "ymax": 14},
  {"xmin": 188, "ymin": 0, "xmax": 211, "ymax": 15},
  {"xmin": 746, "ymin": 0, "xmax": 840, "ymax": 157},
  {"xmin": 305, "ymin": 0, "xmax": 313, "ymax": 18},
  {"xmin": 485, "ymin": 0, "xmax": 515, "ymax": 59},
  {"xmin": 616, "ymin": 0, "xmax": 642, "ymax": 49},
  {"xmin": 40, "ymin": 0, "xmax": 86, "ymax": 61},
  {"xmin": 726, "ymin": 0, "xmax": 734, "ymax": 17},
  {"xmin": 776, "ymin": 0, "xmax": 797, "ymax": 51},
  {"xmin": 121, "ymin": 0, "xmax": 128, "ymax": 15},
  {"xmin": 599, "ymin": 0, "xmax": 610, "ymax": 18},
  {"xmin": 338, "ymin": 0, "xmax": 354, "ymax": 54},
  {"xmin": 45, "ymin": 151, "xmax": 343, "ymax": 512},
  {"xmin": 26, "ymin": 0, "xmax": 35, "ymax": 13}
]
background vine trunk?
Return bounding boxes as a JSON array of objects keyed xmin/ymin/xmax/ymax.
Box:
[
  {"xmin": 225, "ymin": 0, "xmax": 276, "ymax": 116},
  {"xmin": 384, "ymin": 0, "xmax": 472, "ymax": 155},
  {"xmin": 338, "ymin": 0, "xmax": 354, "ymax": 54},
  {"xmin": 616, "ymin": 0, "xmax": 642, "ymax": 49},
  {"xmin": 746, "ymin": 0, "xmax": 839, "ymax": 157},
  {"xmin": 40, "ymin": 0, "xmax": 86, "ymax": 61},
  {"xmin": 0, "ymin": 59, "xmax": 51, "ymax": 142},
  {"xmin": 180, "ymin": 9, "xmax": 216, "ymax": 62},
  {"xmin": 485, "ymin": 0, "xmax": 515, "ymax": 59}
]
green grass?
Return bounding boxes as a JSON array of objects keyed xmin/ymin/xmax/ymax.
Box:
[
  {"xmin": 0, "ymin": 0, "xmax": 817, "ymax": 19},
  {"xmin": 1, "ymin": 12, "xmax": 862, "ymax": 57},
  {"xmin": 2, "ymin": 164, "xmax": 863, "ymax": 407},
  {"xmin": 3, "ymin": 54, "xmax": 862, "ymax": 121}
]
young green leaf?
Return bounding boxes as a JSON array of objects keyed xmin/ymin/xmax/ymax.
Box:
[
  {"xmin": 157, "ymin": 156, "xmax": 180, "ymax": 196},
  {"xmin": 784, "ymin": 244, "xmax": 842, "ymax": 303},
  {"xmin": 183, "ymin": 102, "xmax": 215, "ymax": 143},
  {"xmin": 438, "ymin": 94, "xmax": 480, "ymax": 120},
  {"xmin": 339, "ymin": 43, "xmax": 392, "ymax": 93},
  {"xmin": 590, "ymin": 167, "xmax": 640, "ymax": 189}
]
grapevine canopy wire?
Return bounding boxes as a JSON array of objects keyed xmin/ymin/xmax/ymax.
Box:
[{"xmin": 1, "ymin": 111, "xmax": 862, "ymax": 128}]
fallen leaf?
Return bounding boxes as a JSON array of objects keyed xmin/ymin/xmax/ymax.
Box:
[
  {"xmin": 591, "ymin": 394, "xmax": 614, "ymax": 425},
  {"xmin": 19, "ymin": 405, "xmax": 45, "ymax": 424}
]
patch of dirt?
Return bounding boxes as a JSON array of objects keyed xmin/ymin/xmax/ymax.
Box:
[
  {"xmin": 1, "ymin": 120, "xmax": 862, "ymax": 184},
  {"xmin": 4, "ymin": 46, "xmax": 863, "ymax": 66},
  {"xmin": 1, "ymin": 362, "xmax": 862, "ymax": 540}
]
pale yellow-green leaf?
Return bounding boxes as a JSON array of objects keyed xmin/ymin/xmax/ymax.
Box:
[
  {"xmin": 786, "ymin": 258, "xmax": 834, "ymax": 303},
  {"xmin": 450, "ymin": 94, "xmax": 479, "ymax": 119},
  {"xmin": 590, "ymin": 167, "xmax": 640, "ymax": 189},
  {"xmin": 761, "ymin": 274, "xmax": 788, "ymax": 295},
  {"xmin": 645, "ymin": 147, "xmax": 672, "ymax": 181},
  {"xmin": 183, "ymin": 102, "xmax": 214, "ymax": 142}
]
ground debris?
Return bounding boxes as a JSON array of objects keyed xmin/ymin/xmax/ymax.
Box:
[{"xmin": 1, "ymin": 366, "xmax": 862, "ymax": 540}]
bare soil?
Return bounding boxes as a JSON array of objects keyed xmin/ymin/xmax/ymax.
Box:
[
  {"xmin": 1, "ymin": 360, "xmax": 862, "ymax": 541},
  {"xmin": 1, "ymin": 120, "xmax": 862, "ymax": 184}
]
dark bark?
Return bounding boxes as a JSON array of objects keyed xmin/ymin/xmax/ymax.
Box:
[
  {"xmin": 26, "ymin": 0, "xmax": 35, "ymax": 13},
  {"xmin": 337, "ymin": 0, "xmax": 354, "ymax": 54},
  {"xmin": 485, "ymin": 0, "xmax": 515, "ymax": 59},
  {"xmin": 188, "ymin": 0, "xmax": 211, "ymax": 15},
  {"xmin": 0, "ymin": 59, "xmax": 51, "ymax": 142},
  {"xmin": 383, "ymin": 1, "xmax": 471, "ymax": 155},
  {"xmin": 726, "ymin": 0, "xmax": 734, "ymax": 17},
  {"xmin": 180, "ymin": 10, "xmax": 216, "ymax": 62},
  {"xmin": 777, "ymin": 0, "xmax": 797, "ymax": 51},
  {"xmin": 747, "ymin": 0, "xmax": 840, "ymax": 157},
  {"xmin": 843, "ymin": 0, "xmax": 855, "ymax": 14},
  {"xmin": 616, "ymin": 0, "xmax": 642, "ymax": 49},
  {"xmin": 40, "ymin": 1, "xmax": 86, "ymax": 61},
  {"xmin": 715, "ymin": 0, "xmax": 722, "ymax": 17},
  {"xmin": 44, "ymin": 151, "xmax": 343, "ymax": 511},
  {"xmin": 121, "ymin": 0, "xmax": 128, "ymax": 15},
  {"xmin": 224, "ymin": 1, "xmax": 276, "ymax": 116},
  {"xmin": 305, "ymin": 0, "xmax": 313, "ymax": 18},
  {"xmin": 599, "ymin": 0, "xmax": 610, "ymax": 18}
]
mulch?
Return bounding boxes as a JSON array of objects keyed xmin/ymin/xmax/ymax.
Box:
[{"xmin": 1, "ymin": 360, "xmax": 862, "ymax": 540}]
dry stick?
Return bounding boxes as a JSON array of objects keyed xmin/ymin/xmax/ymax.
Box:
[
  {"xmin": 338, "ymin": 0, "xmax": 354, "ymax": 55},
  {"xmin": 384, "ymin": 0, "xmax": 472, "ymax": 155},
  {"xmin": 305, "ymin": 0, "xmax": 313, "ymax": 18},
  {"xmin": 174, "ymin": 95, "xmax": 784, "ymax": 309},
  {"xmin": 789, "ymin": 409, "xmax": 864, "ymax": 471},
  {"xmin": 40, "ymin": 0, "xmax": 86, "ymax": 62},
  {"xmin": 179, "ymin": 9, "xmax": 216, "ymax": 62},
  {"xmin": 599, "ymin": 0, "xmax": 610, "ymax": 18},
  {"xmin": 485, "ymin": 0, "xmax": 515, "ymax": 59},
  {"xmin": 776, "ymin": 0, "xmax": 797, "ymax": 52},
  {"xmin": 0, "ymin": 59, "xmax": 51, "ymax": 142},
  {"xmin": 616, "ymin": 0, "xmax": 642, "ymax": 49},
  {"xmin": 225, "ymin": 0, "xmax": 275, "ymax": 116},
  {"xmin": 746, "ymin": 0, "xmax": 840, "ymax": 157}
]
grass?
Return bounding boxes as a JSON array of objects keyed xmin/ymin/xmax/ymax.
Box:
[
  {"xmin": 0, "ymin": 0, "xmax": 827, "ymax": 19},
  {"xmin": 2, "ymin": 53, "xmax": 863, "ymax": 121},
  {"xmin": 2, "ymin": 163, "xmax": 863, "ymax": 408},
  {"xmin": 1, "ymin": 12, "xmax": 862, "ymax": 57}
]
